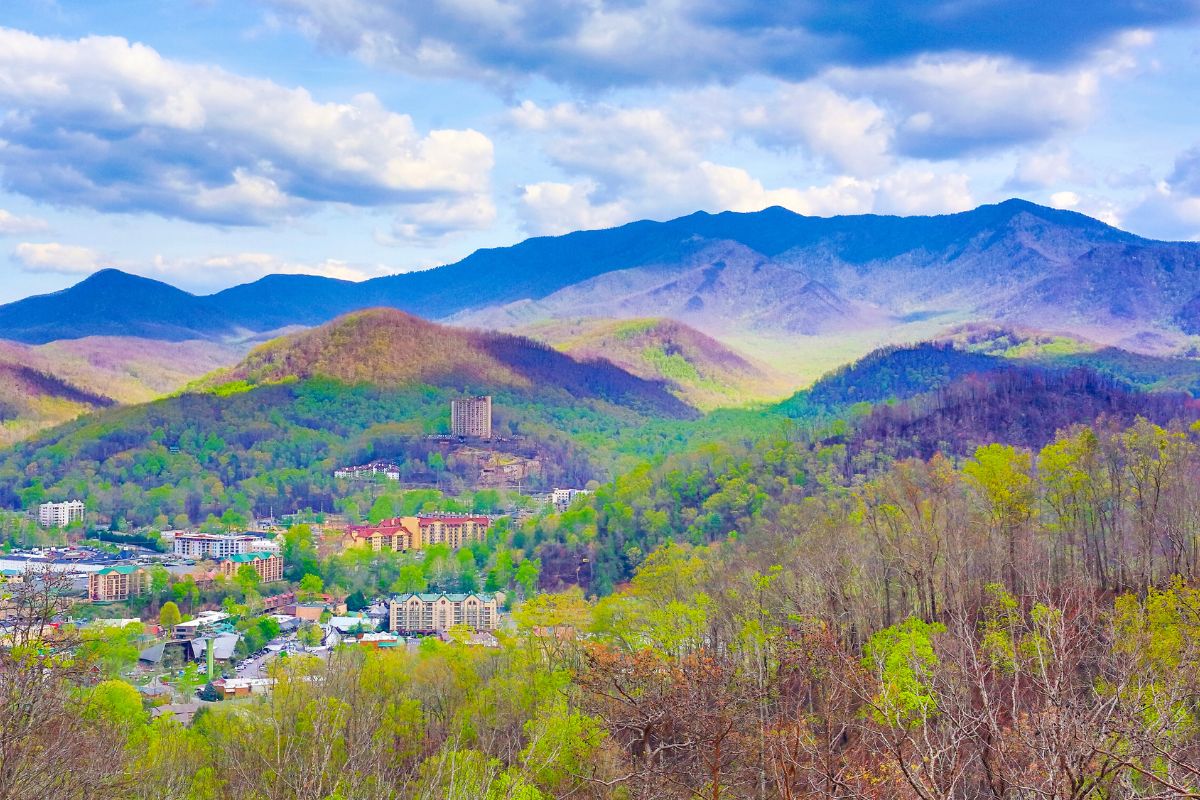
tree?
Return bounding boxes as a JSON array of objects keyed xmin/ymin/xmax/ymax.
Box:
[
  {"xmin": 236, "ymin": 563, "xmax": 261, "ymax": 594},
  {"xmin": 391, "ymin": 563, "xmax": 428, "ymax": 594},
  {"xmin": 299, "ymin": 572, "xmax": 324, "ymax": 600},
  {"xmin": 158, "ymin": 601, "xmax": 182, "ymax": 632}
]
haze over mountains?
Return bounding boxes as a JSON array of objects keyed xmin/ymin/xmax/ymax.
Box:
[{"xmin": 5, "ymin": 199, "xmax": 1200, "ymax": 356}]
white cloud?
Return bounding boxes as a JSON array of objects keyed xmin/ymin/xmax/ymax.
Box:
[
  {"xmin": 827, "ymin": 55, "xmax": 1103, "ymax": 158},
  {"xmin": 731, "ymin": 84, "xmax": 893, "ymax": 174},
  {"xmin": 12, "ymin": 242, "xmax": 102, "ymax": 274},
  {"xmin": 165, "ymin": 252, "xmax": 393, "ymax": 284},
  {"xmin": 511, "ymin": 98, "xmax": 973, "ymax": 234},
  {"xmin": 1008, "ymin": 147, "xmax": 1087, "ymax": 189},
  {"xmin": 0, "ymin": 27, "xmax": 495, "ymax": 236},
  {"xmin": 0, "ymin": 209, "xmax": 49, "ymax": 235}
]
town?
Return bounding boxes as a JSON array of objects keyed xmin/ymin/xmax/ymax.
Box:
[{"xmin": 0, "ymin": 397, "xmax": 592, "ymax": 724}]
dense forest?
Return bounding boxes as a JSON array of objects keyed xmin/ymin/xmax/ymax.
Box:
[{"xmin": 9, "ymin": 409, "xmax": 1200, "ymax": 798}]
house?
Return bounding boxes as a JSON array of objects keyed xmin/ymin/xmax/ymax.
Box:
[
  {"xmin": 217, "ymin": 552, "xmax": 283, "ymax": 584},
  {"xmin": 211, "ymin": 677, "xmax": 274, "ymax": 698},
  {"xmin": 323, "ymin": 614, "xmax": 379, "ymax": 647},
  {"xmin": 87, "ymin": 565, "xmax": 151, "ymax": 602},
  {"xmin": 389, "ymin": 592, "xmax": 504, "ymax": 634}
]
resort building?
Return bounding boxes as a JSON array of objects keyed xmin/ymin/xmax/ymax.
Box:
[
  {"xmin": 37, "ymin": 500, "xmax": 85, "ymax": 528},
  {"xmin": 344, "ymin": 515, "xmax": 491, "ymax": 553},
  {"xmin": 87, "ymin": 565, "xmax": 151, "ymax": 602},
  {"xmin": 389, "ymin": 592, "xmax": 504, "ymax": 634},
  {"xmin": 217, "ymin": 552, "xmax": 284, "ymax": 584},
  {"xmin": 450, "ymin": 395, "xmax": 492, "ymax": 438},
  {"xmin": 343, "ymin": 518, "xmax": 420, "ymax": 552}
]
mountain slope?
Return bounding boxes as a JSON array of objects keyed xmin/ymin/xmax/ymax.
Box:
[
  {"xmin": 207, "ymin": 308, "xmax": 697, "ymax": 419},
  {"xmin": 518, "ymin": 317, "xmax": 788, "ymax": 409},
  {"xmin": 0, "ymin": 337, "xmax": 243, "ymax": 445},
  {"xmin": 4, "ymin": 200, "xmax": 1200, "ymax": 355}
]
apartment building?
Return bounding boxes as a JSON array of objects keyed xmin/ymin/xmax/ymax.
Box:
[
  {"xmin": 174, "ymin": 533, "xmax": 261, "ymax": 559},
  {"xmin": 217, "ymin": 552, "xmax": 284, "ymax": 584},
  {"xmin": 418, "ymin": 515, "xmax": 491, "ymax": 548},
  {"xmin": 37, "ymin": 500, "xmax": 85, "ymax": 528},
  {"xmin": 389, "ymin": 591, "xmax": 504, "ymax": 633},
  {"xmin": 450, "ymin": 395, "xmax": 492, "ymax": 438},
  {"xmin": 87, "ymin": 565, "xmax": 150, "ymax": 602}
]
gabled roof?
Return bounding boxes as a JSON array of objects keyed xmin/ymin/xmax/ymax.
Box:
[
  {"xmin": 220, "ymin": 551, "xmax": 276, "ymax": 563},
  {"xmin": 96, "ymin": 565, "xmax": 143, "ymax": 575},
  {"xmin": 393, "ymin": 592, "xmax": 498, "ymax": 603}
]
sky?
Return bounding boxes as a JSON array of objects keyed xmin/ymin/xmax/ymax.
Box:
[{"xmin": 0, "ymin": 1, "xmax": 1199, "ymax": 303}]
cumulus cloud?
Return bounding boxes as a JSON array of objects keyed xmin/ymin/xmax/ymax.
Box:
[
  {"xmin": 156, "ymin": 252, "xmax": 394, "ymax": 285},
  {"xmin": 0, "ymin": 27, "xmax": 495, "ymax": 236},
  {"xmin": 511, "ymin": 98, "xmax": 973, "ymax": 234},
  {"xmin": 0, "ymin": 209, "xmax": 49, "ymax": 235},
  {"xmin": 826, "ymin": 56, "xmax": 1103, "ymax": 159},
  {"xmin": 1126, "ymin": 146, "xmax": 1200, "ymax": 240},
  {"xmin": 12, "ymin": 242, "xmax": 102, "ymax": 274},
  {"xmin": 260, "ymin": 0, "xmax": 1197, "ymax": 89}
]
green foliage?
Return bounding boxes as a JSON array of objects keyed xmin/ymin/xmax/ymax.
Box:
[{"xmin": 862, "ymin": 617, "xmax": 946, "ymax": 727}]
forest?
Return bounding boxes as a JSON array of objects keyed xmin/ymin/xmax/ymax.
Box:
[{"xmin": 8, "ymin": 409, "xmax": 1200, "ymax": 798}]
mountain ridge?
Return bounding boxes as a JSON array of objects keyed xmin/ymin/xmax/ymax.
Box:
[{"xmin": 3, "ymin": 200, "xmax": 1197, "ymax": 354}]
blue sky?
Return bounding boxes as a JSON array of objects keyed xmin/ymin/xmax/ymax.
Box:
[{"xmin": 0, "ymin": 0, "xmax": 1198, "ymax": 302}]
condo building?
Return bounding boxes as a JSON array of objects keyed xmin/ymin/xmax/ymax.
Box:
[
  {"xmin": 450, "ymin": 395, "xmax": 492, "ymax": 438},
  {"xmin": 37, "ymin": 500, "xmax": 85, "ymax": 528},
  {"xmin": 389, "ymin": 591, "xmax": 504, "ymax": 633},
  {"xmin": 174, "ymin": 533, "xmax": 266, "ymax": 559},
  {"xmin": 88, "ymin": 565, "xmax": 151, "ymax": 602},
  {"xmin": 217, "ymin": 552, "xmax": 284, "ymax": 583}
]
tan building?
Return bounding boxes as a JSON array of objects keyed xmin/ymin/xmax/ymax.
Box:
[
  {"xmin": 450, "ymin": 395, "xmax": 492, "ymax": 438},
  {"xmin": 217, "ymin": 552, "xmax": 283, "ymax": 584},
  {"xmin": 88, "ymin": 565, "xmax": 151, "ymax": 602},
  {"xmin": 417, "ymin": 515, "xmax": 490, "ymax": 549},
  {"xmin": 343, "ymin": 518, "xmax": 420, "ymax": 552},
  {"xmin": 389, "ymin": 592, "xmax": 504, "ymax": 633},
  {"xmin": 344, "ymin": 515, "xmax": 490, "ymax": 553}
]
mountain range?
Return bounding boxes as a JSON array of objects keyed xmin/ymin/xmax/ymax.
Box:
[{"xmin": 5, "ymin": 200, "xmax": 1200, "ymax": 357}]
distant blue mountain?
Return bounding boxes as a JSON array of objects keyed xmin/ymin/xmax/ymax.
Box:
[{"xmin": 1, "ymin": 199, "xmax": 1195, "ymax": 344}]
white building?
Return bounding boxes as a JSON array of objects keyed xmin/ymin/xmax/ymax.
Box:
[
  {"xmin": 450, "ymin": 395, "xmax": 492, "ymax": 438},
  {"xmin": 173, "ymin": 532, "xmax": 261, "ymax": 559},
  {"xmin": 37, "ymin": 500, "xmax": 85, "ymax": 528},
  {"xmin": 551, "ymin": 488, "xmax": 592, "ymax": 513}
]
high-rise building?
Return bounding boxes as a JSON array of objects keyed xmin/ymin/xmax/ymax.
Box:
[
  {"xmin": 173, "ymin": 532, "xmax": 270, "ymax": 559},
  {"xmin": 450, "ymin": 395, "xmax": 492, "ymax": 438},
  {"xmin": 37, "ymin": 500, "xmax": 85, "ymax": 528}
]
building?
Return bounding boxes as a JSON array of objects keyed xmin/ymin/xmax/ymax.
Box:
[
  {"xmin": 389, "ymin": 592, "xmax": 504, "ymax": 634},
  {"xmin": 342, "ymin": 518, "xmax": 420, "ymax": 552},
  {"xmin": 171, "ymin": 610, "xmax": 230, "ymax": 641},
  {"xmin": 417, "ymin": 515, "xmax": 490, "ymax": 548},
  {"xmin": 343, "ymin": 515, "xmax": 490, "ymax": 553},
  {"xmin": 450, "ymin": 395, "xmax": 492, "ymax": 438},
  {"xmin": 211, "ymin": 677, "xmax": 274, "ymax": 698},
  {"xmin": 173, "ymin": 533, "xmax": 261, "ymax": 559},
  {"xmin": 37, "ymin": 500, "xmax": 85, "ymax": 528},
  {"xmin": 552, "ymin": 487, "xmax": 592, "ymax": 513},
  {"xmin": 87, "ymin": 565, "xmax": 151, "ymax": 602},
  {"xmin": 218, "ymin": 552, "xmax": 284, "ymax": 584},
  {"xmin": 334, "ymin": 461, "xmax": 401, "ymax": 480}
]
